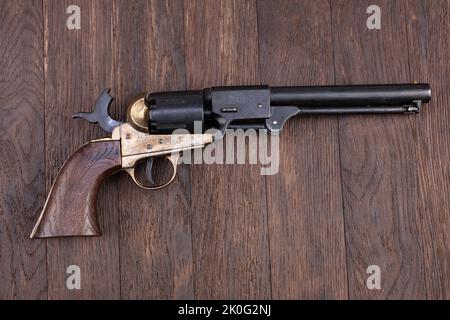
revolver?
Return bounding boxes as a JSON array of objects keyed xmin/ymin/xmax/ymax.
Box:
[{"xmin": 30, "ymin": 83, "xmax": 431, "ymax": 238}]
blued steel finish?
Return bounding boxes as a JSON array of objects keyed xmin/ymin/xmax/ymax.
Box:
[
  {"xmin": 270, "ymin": 84, "xmax": 431, "ymax": 107},
  {"xmin": 147, "ymin": 90, "xmax": 204, "ymax": 133},
  {"xmin": 72, "ymin": 88, "xmax": 123, "ymax": 133},
  {"xmin": 207, "ymin": 85, "xmax": 271, "ymax": 132},
  {"xmin": 144, "ymin": 84, "xmax": 431, "ymax": 133}
]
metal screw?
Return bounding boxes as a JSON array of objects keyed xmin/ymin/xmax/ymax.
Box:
[
  {"xmin": 125, "ymin": 133, "xmax": 131, "ymax": 139},
  {"xmin": 146, "ymin": 144, "xmax": 152, "ymax": 150},
  {"xmin": 158, "ymin": 138, "xmax": 164, "ymax": 144},
  {"xmin": 258, "ymin": 104, "xmax": 263, "ymax": 108}
]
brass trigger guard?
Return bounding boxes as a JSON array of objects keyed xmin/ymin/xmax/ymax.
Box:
[{"xmin": 125, "ymin": 153, "xmax": 180, "ymax": 190}]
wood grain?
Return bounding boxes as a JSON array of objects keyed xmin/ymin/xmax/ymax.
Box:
[
  {"xmin": 0, "ymin": 0, "xmax": 47, "ymax": 299},
  {"xmin": 31, "ymin": 141, "xmax": 121, "ymax": 238},
  {"xmin": 45, "ymin": 0, "xmax": 121, "ymax": 299},
  {"xmin": 113, "ymin": 0, "xmax": 193, "ymax": 299},
  {"xmin": 185, "ymin": 0, "xmax": 272, "ymax": 299},
  {"xmin": 331, "ymin": 0, "xmax": 427, "ymax": 299},
  {"xmin": 1, "ymin": 0, "xmax": 449, "ymax": 300},
  {"xmin": 258, "ymin": 0, "xmax": 348, "ymax": 299},
  {"xmin": 417, "ymin": 0, "xmax": 450, "ymax": 299}
]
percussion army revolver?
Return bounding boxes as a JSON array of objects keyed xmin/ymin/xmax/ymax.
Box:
[{"xmin": 30, "ymin": 83, "xmax": 431, "ymax": 238}]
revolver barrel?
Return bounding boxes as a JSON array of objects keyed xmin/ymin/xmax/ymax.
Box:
[
  {"xmin": 146, "ymin": 83, "xmax": 431, "ymax": 134},
  {"xmin": 270, "ymin": 84, "xmax": 431, "ymax": 114}
]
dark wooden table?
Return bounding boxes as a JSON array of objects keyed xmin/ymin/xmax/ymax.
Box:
[{"xmin": 1, "ymin": 0, "xmax": 449, "ymax": 299}]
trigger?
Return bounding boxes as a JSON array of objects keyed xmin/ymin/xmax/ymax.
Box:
[{"xmin": 145, "ymin": 158, "xmax": 154, "ymax": 185}]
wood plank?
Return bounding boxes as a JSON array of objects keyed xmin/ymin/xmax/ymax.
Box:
[
  {"xmin": 2, "ymin": 0, "xmax": 447, "ymax": 300},
  {"xmin": 332, "ymin": 0, "xmax": 427, "ymax": 298},
  {"xmin": 0, "ymin": 0, "xmax": 47, "ymax": 299},
  {"xmin": 45, "ymin": 0, "xmax": 120, "ymax": 299},
  {"xmin": 258, "ymin": 0, "xmax": 348, "ymax": 299},
  {"xmin": 417, "ymin": 0, "xmax": 450, "ymax": 299},
  {"xmin": 113, "ymin": 0, "xmax": 193, "ymax": 299},
  {"xmin": 184, "ymin": 0, "xmax": 272, "ymax": 299}
]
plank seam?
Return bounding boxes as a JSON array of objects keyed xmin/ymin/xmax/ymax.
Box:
[
  {"xmin": 42, "ymin": 0, "xmax": 49, "ymax": 301},
  {"xmin": 111, "ymin": 0, "xmax": 122, "ymax": 300},
  {"xmin": 329, "ymin": 0, "xmax": 350, "ymax": 300},
  {"xmin": 182, "ymin": 0, "xmax": 197, "ymax": 300},
  {"xmin": 255, "ymin": 0, "xmax": 273, "ymax": 300}
]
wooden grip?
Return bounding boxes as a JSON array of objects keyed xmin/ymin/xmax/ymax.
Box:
[{"xmin": 30, "ymin": 140, "xmax": 121, "ymax": 238}]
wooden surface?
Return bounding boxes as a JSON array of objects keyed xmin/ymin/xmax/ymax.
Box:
[{"xmin": 0, "ymin": 0, "xmax": 449, "ymax": 299}]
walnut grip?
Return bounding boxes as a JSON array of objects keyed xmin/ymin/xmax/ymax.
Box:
[{"xmin": 30, "ymin": 140, "xmax": 122, "ymax": 238}]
